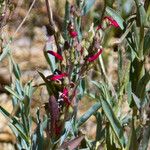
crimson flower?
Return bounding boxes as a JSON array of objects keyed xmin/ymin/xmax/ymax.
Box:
[
  {"xmin": 104, "ymin": 16, "xmax": 119, "ymax": 28},
  {"xmin": 69, "ymin": 31, "xmax": 78, "ymax": 38},
  {"xmin": 87, "ymin": 49, "xmax": 103, "ymax": 62},
  {"xmin": 47, "ymin": 50, "xmax": 63, "ymax": 61},
  {"xmin": 97, "ymin": 24, "xmax": 103, "ymax": 31},
  {"xmin": 62, "ymin": 87, "xmax": 70, "ymax": 105},
  {"xmin": 50, "ymin": 73, "xmax": 67, "ymax": 81}
]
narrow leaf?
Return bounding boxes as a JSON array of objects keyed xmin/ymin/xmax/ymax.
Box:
[
  {"xmin": 101, "ymin": 99, "xmax": 125, "ymax": 148},
  {"xmin": 5, "ymin": 86, "xmax": 23, "ymax": 100},
  {"xmin": 12, "ymin": 62, "xmax": 21, "ymax": 80},
  {"xmin": 136, "ymin": 72, "xmax": 150, "ymax": 99},
  {"xmin": 126, "ymin": 121, "xmax": 138, "ymax": 150},
  {"xmin": 95, "ymin": 112, "xmax": 102, "ymax": 141},
  {"xmin": 37, "ymin": 71, "xmax": 52, "ymax": 95},
  {"xmin": 0, "ymin": 41, "xmax": 11, "ymax": 61},
  {"xmin": 143, "ymin": 28, "xmax": 150, "ymax": 55},
  {"xmin": 77, "ymin": 102, "xmax": 101, "ymax": 127},
  {"xmin": 127, "ymin": 82, "xmax": 132, "ymax": 105},
  {"xmin": 132, "ymin": 93, "xmax": 141, "ymax": 109},
  {"xmin": 134, "ymin": 0, "xmax": 146, "ymax": 26},
  {"xmin": 0, "ymin": 106, "xmax": 29, "ymax": 143}
]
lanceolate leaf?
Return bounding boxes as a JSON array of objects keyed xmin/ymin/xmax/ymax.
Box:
[
  {"xmin": 126, "ymin": 121, "xmax": 138, "ymax": 150},
  {"xmin": 37, "ymin": 71, "xmax": 52, "ymax": 95},
  {"xmin": 0, "ymin": 106, "xmax": 29, "ymax": 144},
  {"xmin": 77, "ymin": 102, "xmax": 101, "ymax": 127},
  {"xmin": 143, "ymin": 28, "xmax": 150, "ymax": 55},
  {"xmin": 101, "ymin": 99, "xmax": 125, "ymax": 148},
  {"xmin": 12, "ymin": 62, "xmax": 21, "ymax": 80},
  {"xmin": 43, "ymin": 50, "xmax": 55, "ymax": 73},
  {"xmin": 134, "ymin": 0, "xmax": 146, "ymax": 26},
  {"xmin": 95, "ymin": 112, "xmax": 103, "ymax": 142},
  {"xmin": 106, "ymin": 6, "xmax": 124, "ymax": 30},
  {"xmin": 136, "ymin": 72, "xmax": 150, "ymax": 99},
  {"xmin": 5, "ymin": 86, "xmax": 23, "ymax": 100},
  {"xmin": 0, "ymin": 40, "xmax": 11, "ymax": 62},
  {"xmin": 132, "ymin": 92, "xmax": 141, "ymax": 110}
]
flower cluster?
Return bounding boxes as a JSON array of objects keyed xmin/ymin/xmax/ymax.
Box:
[{"xmin": 44, "ymin": 4, "xmax": 120, "ymax": 139}]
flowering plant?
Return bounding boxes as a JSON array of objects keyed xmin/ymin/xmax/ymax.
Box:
[{"xmin": 0, "ymin": 0, "xmax": 150, "ymax": 150}]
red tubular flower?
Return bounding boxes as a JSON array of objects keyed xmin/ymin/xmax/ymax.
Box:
[
  {"xmin": 50, "ymin": 73, "xmax": 67, "ymax": 81},
  {"xmin": 47, "ymin": 50, "xmax": 63, "ymax": 61},
  {"xmin": 87, "ymin": 49, "xmax": 103, "ymax": 62},
  {"xmin": 97, "ymin": 24, "xmax": 103, "ymax": 30},
  {"xmin": 62, "ymin": 87, "xmax": 68, "ymax": 96},
  {"xmin": 104, "ymin": 16, "xmax": 119, "ymax": 28},
  {"xmin": 69, "ymin": 31, "xmax": 78, "ymax": 38},
  {"xmin": 62, "ymin": 88, "xmax": 70, "ymax": 105}
]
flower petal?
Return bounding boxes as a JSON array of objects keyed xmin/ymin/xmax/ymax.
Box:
[
  {"xmin": 62, "ymin": 87, "xmax": 70, "ymax": 105},
  {"xmin": 69, "ymin": 31, "xmax": 78, "ymax": 38},
  {"xmin": 97, "ymin": 24, "xmax": 103, "ymax": 30},
  {"xmin": 63, "ymin": 87, "xmax": 68, "ymax": 96},
  {"xmin": 50, "ymin": 73, "xmax": 67, "ymax": 81},
  {"xmin": 47, "ymin": 50, "xmax": 63, "ymax": 61},
  {"xmin": 104, "ymin": 16, "xmax": 119, "ymax": 28},
  {"xmin": 87, "ymin": 49, "xmax": 103, "ymax": 62}
]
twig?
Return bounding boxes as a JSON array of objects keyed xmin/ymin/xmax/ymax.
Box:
[
  {"xmin": 45, "ymin": 0, "xmax": 54, "ymax": 27},
  {"xmin": 13, "ymin": 0, "xmax": 36, "ymax": 38}
]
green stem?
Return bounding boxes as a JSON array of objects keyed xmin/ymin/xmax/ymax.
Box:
[{"xmin": 138, "ymin": 26, "xmax": 144, "ymax": 59}]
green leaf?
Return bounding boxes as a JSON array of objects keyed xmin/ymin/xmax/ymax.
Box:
[
  {"xmin": 43, "ymin": 50, "xmax": 55, "ymax": 73},
  {"xmin": 106, "ymin": 124, "xmax": 121, "ymax": 150},
  {"xmin": 132, "ymin": 93, "xmax": 141, "ymax": 110},
  {"xmin": 77, "ymin": 102, "xmax": 101, "ymax": 127},
  {"xmin": 126, "ymin": 82, "xmax": 132, "ymax": 105},
  {"xmin": 32, "ymin": 109, "xmax": 44, "ymax": 150},
  {"xmin": 24, "ymin": 80, "xmax": 34, "ymax": 98},
  {"xmin": 0, "ymin": 40, "xmax": 11, "ymax": 61},
  {"xmin": 78, "ymin": 79, "xmax": 86, "ymax": 99},
  {"xmin": 9, "ymin": 55, "xmax": 21, "ymax": 80},
  {"xmin": 37, "ymin": 71, "xmax": 52, "ymax": 95},
  {"xmin": 139, "ymin": 126, "xmax": 150, "ymax": 150},
  {"xmin": 5, "ymin": 86, "xmax": 23, "ymax": 100},
  {"xmin": 134, "ymin": 0, "xmax": 146, "ymax": 26},
  {"xmin": 106, "ymin": 6, "xmax": 125, "ymax": 30},
  {"xmin": 143, "ymin": 28, "xmax": 150, "ymax": 55},
  {"xmin": 75, "ymin": 17, "xmax": 82, "ymax": 41},
  {"xmin": 15, "ymin": 80, "xmax": 23, "ymax": 97},
  {"xmin": 0, "ymin": 106, "xmax": 29, "ymax": 144},
  {"xmin": 118, "ymin": 49, "xmax": 123, "ymax": 86},
  {"xmin": 82, "ymin": 0, "xmax": 96, "ymax": 15},
  {"xmin": 101, "ymin": 99, "xmax": 125, "ymax": 148},
  {"xmin": 136, "ymin": 72, "xmax": 150, "ymax": 99},
  {"xmin": 95, "ymin": 112, "xmax": 103, "ymax": 142},
  {"xmin": 12, "ymin": 62, "xmax": 21, "ymax": 80},
  {"xmin": 126, "ymin": 121, "xmax": 138, "ymax": 150},
  {"xmin": 121, "ymin": 115, "xmax": 132, "ymax": 126}
]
